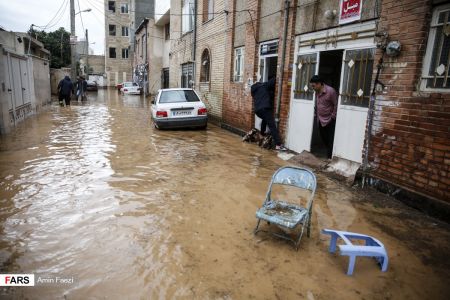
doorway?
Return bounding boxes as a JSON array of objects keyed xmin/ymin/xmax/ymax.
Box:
[{"xmin": 310, "ymin": 50, "xmax": 343, "ymax": 158}]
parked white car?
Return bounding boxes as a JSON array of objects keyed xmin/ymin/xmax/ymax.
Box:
[
  {"xmin": 120, "ymin": 82, "xmax": 141, "ymax": 95},
  {"xmin": 151, "ymin": 88, "xmax": 208, "ymax": 129}
]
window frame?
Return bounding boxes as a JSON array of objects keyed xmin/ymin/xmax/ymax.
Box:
[
  {"xmin": 109, "ymin": 47, "xmax": 116, "ymax": 59},
  {"xmin": 420, "ymin": 3, "xmax": 450, "ymax": 92},
  {"xmin": 182, "ymin": 0, "xmax": 194, "ymax": 34},
  {"xmin": 121, "ymin": 26, "xmax": 129, "ymax": 37},
  {"xmin": 200, "ymin": 49, "xmax": 211, "ymax": 83},
  {"xmin": 108, "ymin": 1, "xmax": 116, "ymax": 13},
  {"xmin": 203, "ymin": 0, "xmax": 214, "ymax": 23},
  {"xmin": 122, "ymin": 48, "xmax": 129, "ymax": 59},
  {"xmin": 120, "ymin": 3, "xmax": 129, "ymax": 14},
  {"xmin": 233, "ymin": 47, "xmax": 245, "ymax": 82},
  {"xmin": 109, "ymin": 24, "xmax": 116, "ymax": 36}
]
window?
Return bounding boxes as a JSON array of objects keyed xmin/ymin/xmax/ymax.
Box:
[
  {"xmin": 203, "ymin": 0, "xmax": 214, "ymax": 22},
  {"xmin": 165, "ymin": 23, "xmax": 170, "ymax": 40},
  {"xmin": 182, "ymin": 0, "xmax": 194, "ymax": 33},
  {"xmin": 294, "ymin": 54, "xmax": 317, "ymax": 100},
  {"xmin": 109, "ymin": 47, "xmax": 116, "ymax": 58},
  {"xmin": 122, "ymin": 26, "xmax": 129, "ymax": 36},
  {"xmin": 181, "ymin": 63, "xmax": 194, "ymax": 88},
  {"xmin": 341, "ymin": 48, "xmax": 375, "ymax": 107},
  {"xmin": 159, "ymin": 90, "xmax": 200, "ymax": 103},
  {"xmin": 200, "ymin": 49, "xmax": 210, "ymax": 82},
  {"xmin": 108, "ymin": 1, "xmax": 115, "ymax": 13},
  {"xmin": 234, "ymin": 47, "xmax": 244, "ymax": 82},
  {"xmin": 421, "ymin": 4, "xmax": 450, "ymax": 91},
  {"xmin": 162, "ymin": 68, "xmax": 169, "ymax": 88},
  {"xmin": 109, "ymin": 24, "xmax": 116, "ymax": 36},
  {"xmin": 120, "ymin": 3, "xmax": 129, "ymax": 14},
  {"xmin": 122, "ymin": 48, "xmax": 129, "ymax": 59}
]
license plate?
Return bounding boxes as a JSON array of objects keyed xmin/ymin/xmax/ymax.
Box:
[{"xmin": 172, "ymin": 110, "xmax": 192, "ymax": 116}]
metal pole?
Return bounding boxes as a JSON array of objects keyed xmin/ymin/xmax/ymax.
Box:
[
  {"xmin": 85, "ymin": 29, "xmax": 89, "ymax": 77},
  {"xmin": 192, "ymin": 0, "xmax": 197, "ymax": 89},
  {"xmin": 362, "ymin": 57, "xmax": 383, "ymax": 188},
  {"xmin": 70, "ymin": 0, "xmax": 76, "ymax": 83},
  {"xmin": 275, "ymin": 0, "xmax": 290, "ymax": 126},
  {"xmin": 144, "ymin": 23, "xmax": 148, "ymax": 96}
]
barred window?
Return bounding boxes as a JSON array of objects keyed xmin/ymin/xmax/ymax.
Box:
[
  {"xmin": 340, "ymin": 48, "xmax": 375, "ymax": 107},
  {"xmin": 181, "ymin": 63, "xmax": 194, "ymax": 88},
  {"xmin": 421, "ymin": 4, "xmax": 450, "ymax": 90},
  {"xmin": 294, "ymin": 54, "xmax": 317, "ymax": 100}
]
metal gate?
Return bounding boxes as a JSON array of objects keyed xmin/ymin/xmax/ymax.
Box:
[{"xmin": 3, "ymin": 52, "xmax": 33, "ymax": 127}]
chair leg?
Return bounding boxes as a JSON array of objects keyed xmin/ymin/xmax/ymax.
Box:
[
  {"xmin": 254, "ymin": 219, "xmax": 261, "ymax": 235},
  {"xmin": 347, "ymin": 255, "xmax": 356, "ymax": 275}
]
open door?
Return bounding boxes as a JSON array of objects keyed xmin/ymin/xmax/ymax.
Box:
[{"xmin": 286, "ymin": 52, "xmax": 319, "ymax": 153}]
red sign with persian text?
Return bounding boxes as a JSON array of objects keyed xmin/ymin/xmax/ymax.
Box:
[{"xmin": 339, "ymin": 0, "xmax": 362, "ymax": 24}]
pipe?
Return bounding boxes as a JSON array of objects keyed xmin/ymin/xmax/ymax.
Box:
[
  {"xmin": 362, "ymin": 56, "xmax": 384, "ymax": 188},
  {"xmin": 275, "ymin": 0, "xmax": 291, "ymax": 126},
  {"xmin": 192, "ymin": 0, "xmax": 197, "ymax": 89}
]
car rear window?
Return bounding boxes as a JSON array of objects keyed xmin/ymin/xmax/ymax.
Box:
[{"xmin": 159, "ymin": 90, "xmax": 200, "ymax": 103}]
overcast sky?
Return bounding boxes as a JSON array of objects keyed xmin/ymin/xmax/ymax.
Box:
[{"xmin": 0, "ymin": 0, "xmax": 170, "ymax": 55}]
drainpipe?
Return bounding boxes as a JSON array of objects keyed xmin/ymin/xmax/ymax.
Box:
[
  {"xmin": 275, "ymin": 0, "xmax": 290, "ymax": 127},
  {"xmin": 144, "ymin": 21, "xmax": 148, "ymax": 96},
  {"xmin": 192, "ymin": 0, "xmax": 197, "ymax": 89},
  {"xmin": 362, "ymin": 56, "xmax": 384, "ymax": 188}
]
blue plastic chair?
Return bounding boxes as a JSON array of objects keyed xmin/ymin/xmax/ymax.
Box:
[
  {"xmin": 322, "ymin": 229, "xmax": 389, "ymax": 275},
  {"xmin": 254, "ymin": 166, "xmax": 317, "ymax": 250}
]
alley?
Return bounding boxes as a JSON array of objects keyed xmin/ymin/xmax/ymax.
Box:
[{"xmin": 0, "ymin": 91, "xmax": 449, "ymax": 299}]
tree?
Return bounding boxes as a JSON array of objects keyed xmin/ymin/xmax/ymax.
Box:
[{"xmin": 29, "ymin": 27, "xmax": 71, "ymax": 69}]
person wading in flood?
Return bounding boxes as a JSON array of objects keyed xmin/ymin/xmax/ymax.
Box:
[
  {"xmin": 310, "ymin": 75, "xmax": 338, "ymax": 159},
  {"xmin": 76, "ymin": 76, "xmax": 88, "ymax": 101},
  {"xmin": 57, "ymin": 75, "xmax": 73, "ymax": 106},
  {"xmin": 251, "ymin": 76, "xmax": 286, "ymax": 151}
]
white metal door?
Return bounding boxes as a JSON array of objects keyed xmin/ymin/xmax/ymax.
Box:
[
  {"xmin": 19, "ymin": 59, "xmax": 31, "ymax": 105},
  {"xmin": 11, "ymin": 57, "xmax": 23, "ymax": 107},
  {"xmin": 333, "ymin": 48, "xmax": 375, "ymax": 163},
  {"xmin": 286, "ymin": 52, "xmax": 319, "ymax": 153}
]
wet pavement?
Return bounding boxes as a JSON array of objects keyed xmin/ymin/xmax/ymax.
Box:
[{"xmin": 1, "ymin": 89, "xmax": 450, "ymax": 299}]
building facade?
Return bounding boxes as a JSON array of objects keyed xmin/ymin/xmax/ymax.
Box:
[
  {"xmin": 133, "ymin": 7, "xmax": 170, "ymax": 96},
  {"xmin": 365, "ymin": 0, "xmax": 450, "ymax": 216},
  {"xmin": 104, "ymin": 0, "xmax": 154, "ymax": 86},
  {"xmin": 0, "ymin": 29, "xmax": 51, "ymax": 134}
]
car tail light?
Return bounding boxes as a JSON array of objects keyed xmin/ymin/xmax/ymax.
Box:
[
  {"xmin": 198, "ymin": 108, "xmax": 207, "ymax": 115},
  {"xmin": 124, "ymin": 89, "xmax": 128, "ymax": 92},
  {"xmin": 156, "ymin": 111, "xmax": 168, "ymax": 118}
]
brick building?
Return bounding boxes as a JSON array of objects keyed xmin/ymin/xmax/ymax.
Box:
[
  {"xmin": 168, "ymin": 0, "xmax": 228, "ymax": 121},
  {"xmin": 104, "ymin": 0, "xmax": 154, "ymax": 86},
  {"xmin": 220, "ymin": 0, "xmax": 449, "ymax": 217},
  {"xmin": 365, "ymin": 0, "xmax": 450, "ymax": 216}
]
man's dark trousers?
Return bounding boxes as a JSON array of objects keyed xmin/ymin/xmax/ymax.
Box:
[
  {"xmin": 319, "ymin": 119, "xmax": 335, "ymax": 158},
  {"xmin": 256, "ymin": 108, "xmax": 281, "ymax": 146}
]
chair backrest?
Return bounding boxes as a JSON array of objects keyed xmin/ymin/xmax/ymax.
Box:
[{"xmin": 271, "ymin": 166, "xmax": 317, "ymax": 192}]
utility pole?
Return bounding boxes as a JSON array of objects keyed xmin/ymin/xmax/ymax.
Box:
[
  {"xmin": 70, "ymin": 0, "xmax": 76, "ymax": 83},
  {"xmin": 85, "ymin": 29, "xmax": 89, "ymax": 78}
]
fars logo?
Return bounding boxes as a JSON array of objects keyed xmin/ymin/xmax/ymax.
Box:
[{"xmin": 0, "ymin": 274, "xmax": 35, "ymax": 286}]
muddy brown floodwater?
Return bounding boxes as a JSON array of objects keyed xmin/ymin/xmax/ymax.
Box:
[{"xmin": 1, "ymin": 90, "xmax": 450, "ymax": 299}]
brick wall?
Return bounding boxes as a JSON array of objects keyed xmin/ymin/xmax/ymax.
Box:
[
  {"xmin": 368, "ymin": 0, "xmax": 450, "ymax": 202},
  {"xmin": 195, "ymin": 0, "xmax": 228, "ymax": 120},
  {"xmin": 222, "ymin": 0, "xmax": 261, "ymax": 132}
]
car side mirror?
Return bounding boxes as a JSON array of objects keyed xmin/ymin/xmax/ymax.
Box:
[{"xmin": 151, "ymin": 100, "xmax": 155, "ymax": 104}]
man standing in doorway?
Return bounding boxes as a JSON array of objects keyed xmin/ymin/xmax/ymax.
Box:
[{"xmin": 310, "ymin": 75, "xmax": 338, "ymax": 159}]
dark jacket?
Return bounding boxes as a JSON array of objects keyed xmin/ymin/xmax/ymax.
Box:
[
  {"xmin": 58, "ymin": 76, "xmax": 73, "ymax": 96},
  {"xmin": 76, "ymin": 79, "xmax": 88, "ymax": 92},
  {"xmin": 251, "ymin": 77, "xmax": 276, "ymax": 112}
]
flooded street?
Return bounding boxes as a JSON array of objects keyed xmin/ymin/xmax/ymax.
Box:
[{"xmin": 1, "ymin": 90, "xmax": 449, "ymax": 299}]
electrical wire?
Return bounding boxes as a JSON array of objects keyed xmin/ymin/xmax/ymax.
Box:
[
  {"xmin": 34, "ymin": 0, "xmax": 68, "ymax": 30},
  {"xmin": 77, "ymin": 0, "xmax": 86, "ymax": 33}
]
